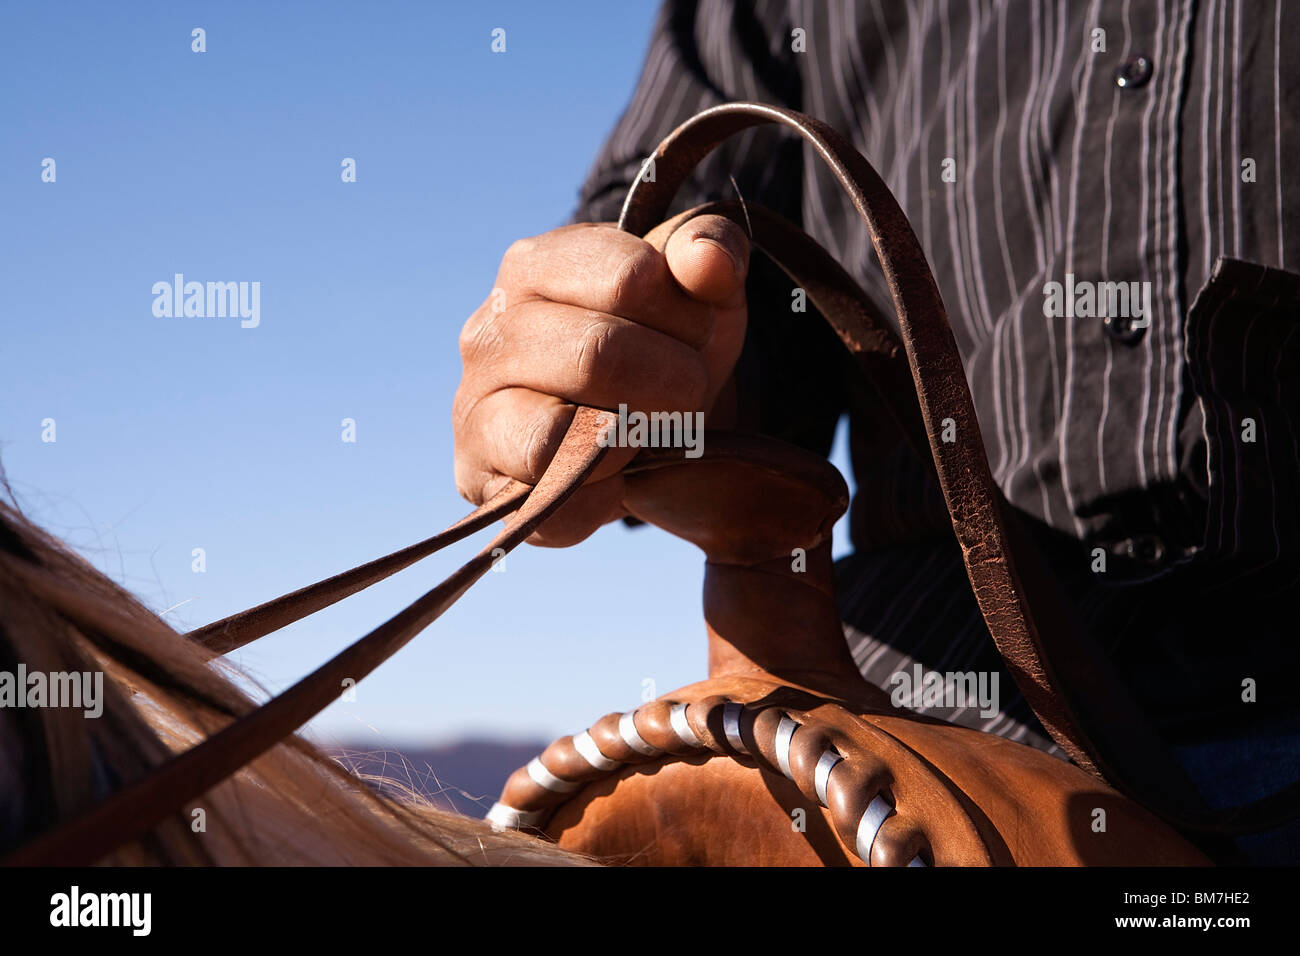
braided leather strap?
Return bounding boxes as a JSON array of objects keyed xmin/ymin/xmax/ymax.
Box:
[{"xmin": 486, "ymin": 690, "xmax": 1001, "ymax": 866}]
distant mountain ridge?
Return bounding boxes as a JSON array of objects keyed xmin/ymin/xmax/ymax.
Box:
[{"xmin": 328, "ymin": 739, "xmax": 548, "ymax": 818}]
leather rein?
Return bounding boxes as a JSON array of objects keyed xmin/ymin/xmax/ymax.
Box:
[{"xmin": 6, "ymin": 102, "xmax": 1296, "ymax": 866}]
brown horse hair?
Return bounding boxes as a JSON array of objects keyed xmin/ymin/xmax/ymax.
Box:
[{"xmin": 0, "ymin": 493, "xmax": 588, "ymax": 866}]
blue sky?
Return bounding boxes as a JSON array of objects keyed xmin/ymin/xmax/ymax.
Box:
[{"xmin": 0, "ymin": 0, "xmax": 853, "ymax": 749}]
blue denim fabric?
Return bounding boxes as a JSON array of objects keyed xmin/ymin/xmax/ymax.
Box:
[{"xmin": 1172, "ymin": 712, "xmax": 1300, "ymax": 865}]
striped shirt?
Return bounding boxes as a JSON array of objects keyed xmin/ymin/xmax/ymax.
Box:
[{"xmin": 571, "ymin": 1, "xmax": 1300, "ymax": 757}]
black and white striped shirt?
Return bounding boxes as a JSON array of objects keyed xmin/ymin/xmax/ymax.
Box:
[{"xmin": 571, "ymin": 1, "xmax": 1300, "ymax": 755}]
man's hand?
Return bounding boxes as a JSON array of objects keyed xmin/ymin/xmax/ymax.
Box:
[{"xmin": 453, "ymin": 214, "xmax": 750, "ymax": 546}]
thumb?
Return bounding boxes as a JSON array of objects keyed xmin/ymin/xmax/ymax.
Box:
[{"xmin": 664, "ymin": 214, "xmax": 750, "ymax": 308}]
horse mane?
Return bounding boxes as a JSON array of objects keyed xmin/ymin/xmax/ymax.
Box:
[{"xmin": 0, "ymin": 492, "xmax": 587, "ymax": 866}]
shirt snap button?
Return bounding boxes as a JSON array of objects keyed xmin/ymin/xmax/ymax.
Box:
[
  {"xmin": 1117, "ymin": 533, "xmax": 1167, "ymax": 566},
  {"xmin": 1115, "ymin": 55, "xmax": 1153, "ymax": 89},
  {"xmin": 1103, "ymin": 313, "xmax": 1148, "ymax": 344}
]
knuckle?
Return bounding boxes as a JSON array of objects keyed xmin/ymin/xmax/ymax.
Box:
[
  {"xmin": 453, "ymin": 459, "xmax": 484, "ymax": 505},
  {"xmin": 520, "ymin": 410, "xmax": 564, "ymax": 481},
  {"xmin": 456, "ymin": 314, "xmax": 480, "ymax": 362},
  {"xmin": 575, "ymin": 320, "xmax": 616, "ymax": 391},
  {"xmin": 608, "ymin": 245, "xmax": 669, "ymax": 312},
  {"xmin": 450, "ymin": 386, "xmax": 477, "ymax": 435},
  {"xmin": 501, "ymin": 235, "xmax": 538, "ymax": 269},
  {"xmin": 458, "ymin": 302, "xmax": 506, "ymax": 364}
]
